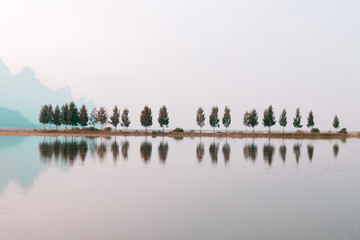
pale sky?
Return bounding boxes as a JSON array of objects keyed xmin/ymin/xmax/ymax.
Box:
[{"xmin": 0, "ymin": 0, "xmax": 359, "ymax": 131}]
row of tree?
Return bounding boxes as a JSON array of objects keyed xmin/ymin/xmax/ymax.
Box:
[
  {"xmin": 39, "ymin": 103, "xmax": 341, "ymax": 132},
  {"xmin": 39, "ymin": 103, "xmax": 169, "ymax": 132},
  {"xmin": 197, "ymin": 106, "xmax": 341, "ymax": 133}
]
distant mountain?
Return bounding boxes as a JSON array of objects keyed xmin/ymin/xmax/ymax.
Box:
[
  {"xmin": 0, "ymin": 57, "xmax": 94, "ymax": 126},
  {"xmin": 0, "ymin": 107, "xmax": 38, "ymax": 128}
]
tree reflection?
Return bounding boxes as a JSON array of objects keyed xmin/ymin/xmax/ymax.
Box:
[
  {"xmin": 244, "ymin": 143, "xmax": 257, "ymax": 162},
  {"xmin": 196, "ymin": 143, "xmax": 204, "ymax": 162},
  {"xmin": 333, "ymin": 144, "xmax": 339, "ymax": 158},
  {"xmin": 158, "ymin": 141, "xmax": 169, "ymax": 164},
  {"xmin": 97, "ymin": 142, "xmax": 107, "ymax": 161},
  {"xmin": 209, "ymin": 142, "xmax": 219, "ymax": 164},
  {"xmin": 121, "ymin": 140, "xmax": 130, "ymax": 160},
  {"xmin": 79, "ymin": 140, "xmax": 88, "ymax": 162},
  {"xmin": 140, "ymin": 141, "xmax": 152, "ymax": 163},
  {"xmin": 307, "ymin": 144, "xmax": 314, "ymax": 161},
  {"xmin": 279, "ymin": 145, "xmax": 286, "ymax": 163},
  {"xmin": 263, "ymin": 144, "xmax": 275, "ymax": 166},
  {"xmin": 222, "ymin": 143, "xmax": 231, "ymax": 164},
  {"xmin": 293, "ymin": 144, "xmax": 301, "ymax": 164},
  {"xmin": 111, "ymin": 140, "xmax": 120, "ymax": 162},
  {"xmin": 39, "ymin": 138, "xmax": 90, "ymax": 166}
]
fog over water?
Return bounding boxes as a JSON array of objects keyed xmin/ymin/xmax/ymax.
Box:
[{"xmin": 0, "ymin": 0, "xmax": 359, "ymax": 131}]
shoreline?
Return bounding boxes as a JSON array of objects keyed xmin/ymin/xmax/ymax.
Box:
[{"xmin": 0, "ymin": 129, "xmax": 357, "ymax": 139}]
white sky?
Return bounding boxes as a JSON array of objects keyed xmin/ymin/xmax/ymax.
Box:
[{"xmin": 0, "ymin": 0, "xmax": 359, "ymax": 131}]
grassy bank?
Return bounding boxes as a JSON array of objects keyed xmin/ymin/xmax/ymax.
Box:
[{"xmin": 0, "ymin": 129, "xmax": 356, "ymax": 139}]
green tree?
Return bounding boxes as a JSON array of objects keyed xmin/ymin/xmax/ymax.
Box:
[
  {"xmin": 279, "ymin": 109, "xmax": 287, "ymax": 133},
  {"xmin": 158, "ymin": 105, "xmax": 169, "ymax": 132},
  {"xmin": 89, "ymin": 107, "xmax": 98, "ymax": 127},
  {"xmin": 120, "ymin": 108, "xmax": 131, "ymax": 131},
  {"xmin": 69, "ymin": 101, "xmax": 80, "ymax": 130},
  {"xmin": 307, "ymin": 111, "xmax": 315, "ymax": 131},
  {"xmin": 97, "ymin": 107, "xmax": 108, "ymax": 130},
  {"xmin": 53, "ymin": 105, "xmax": 62, "ymax": 130},
  {"xmin": 262, "ymin": 105, "xmax": 276, "ymax": 133},
  {"xmin": 47, "ymin": 104, "xmax": 54, "ymax": 129},
  {"xmin": 61, "ymin": 103, "xmax": 70, "ymax": 129},
  {"xmin": 209, "ymin": 106, "xmax": 220, "ymax": 132},
  {"xmin": 79, "ymin": 105, "xmax": 89, "ymax": 128},
  {"xmin": 140, "ymin": 106, "xmax": 152, "ymax": 132},
  {"xmin": 39, "ymin": 105, "xmax": 49, "ymax": 129},
  {"xmin": 196, "ymin": 107, "xmax": 205, "ymax": 132},
  {"xmin": 243, "ymin": 111, "xmax": 250, "ymax": 132},
  {"xmin": 293, "ymin": 108, "xmax": 303, "ymax": 130},
  {"xmin": 222, "ymin": 106, "xmax": 231, "ymax": 133},
  {"xmin": 110, "ymin": 105, "xmax": 120, "ymax": 132},
  {"xmin": 333, "ymin": 115, "xmax": 340, "ymax": 133},
  {"xmin": 248, "ymin": 109, "xmax": 259, "ymax": 133}
]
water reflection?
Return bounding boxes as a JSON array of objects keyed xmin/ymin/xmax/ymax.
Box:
[
  {"xmin": 244, "ymin": 142, "xmax": 258, "ymax": 162},
  {"xmin": 263, "ymin": 143, "xmax": 275, "ymax": 166},
  {"xmin": 39, "ymin": 139, "xmax": 84, "ymax": 165},
  {"xmin": 196, "ymin": 143, "xmax": 205, "ymax": 162},
  {"xmin": 293, "ymin": 144, "xmax": 301, "ymax": 164},
  {"xmin": 79, "ymin": 141, "xmax": 88, "ymax": 162},
  {"xmin": 111, "ymin": 140, "xmax": 120, "ymax": 162},
  {"xmin": 209, "ymin": 142, "xmax": 219, "ymax": 164},
  {"xmin": 158, "ymin": 141, "xmax": 169, "ymax": 164},
  {"xmin": 121, "ymin": 140, "xmax": 129, "ymax": 160},
  {"xmin": 307, "ymin": 144, "xmax": 314, "ymax": 161},
  {"xmin": 279, "ymin": 145, "xmax": 286, "ymax": 162},
  {"xmin": 222, "ymin": 143, "xmax": 231, "ymax": 164},
  {"xmin": 333, "ymin": 144, "xmax": 339, "ymax": 158},
  {"xmin": 37, "ymin": 137, "xmax": 342, "ymax": 167},
  {"xmin": 140, "ymin": 141, "xmax": 152, "ymax": 163},
  {"xmin": 97, "ymin": 142, "xmax": 107, "ymax": 161}
]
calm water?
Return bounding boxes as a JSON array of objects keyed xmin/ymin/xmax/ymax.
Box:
[{"xmin": 0, "ymin": 136, "xmax": 359, "ymax": 240}]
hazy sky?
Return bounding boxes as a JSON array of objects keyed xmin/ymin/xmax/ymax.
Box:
[{"xmin": 0, "ymin": 0, "xmax": 359, "ymax": 131}]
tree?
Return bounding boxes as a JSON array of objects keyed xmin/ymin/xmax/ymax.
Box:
[
  {"xmin": 222, "ymin": 106, "xmax": 231, "ymax": 133},
  {"xmin": 47, "ymin": 104, "xmax": 54, "ymax": 129},
  {"xmin": 333, "ymin": 115, "xmax": 340, "ymax": 133},
  {"xmin": 97, "ymin": 107, "xmax": 108, "ymax": 130},
  {"xmin": 79, "ymin": 105, "xmax": 89, "ymax": 128},
  {"xmin": 120, "ymin": 108, "xmax": 131, "ymax": 131},
  {"xmin": 307, "ymin": 111, "xmax": 315, "ymax": 131},
  {"xmin": 61, "ymin": 103, "xmax": 70, "ymax": 129},
  {"xmin": 140, "ymin": 106, "xmax": 152, "ymax": 132},
  {"xmin": 279, "ymin": 109, "xmax": 287, "ymax": 133},
  {"xmin": 248, "ymin": 109, "xmax": 258, "ymax": 133},
  {"xmin": 243, "ymin": 111, "xmax": 250, "ymax": 132},
  {"xmin": 69, "ymin": 101, "xmax": 80, "ymax": 130},
  {"xmin": 293, "ymin": 108, "xmax": 303, "ymax": 130},
  {"xmin": 39, "ymin": 105, "xmax": 49, "ymax": 129},
  {"xmin": 209, "ymin": 106, "xmax": 220, "ymax": 132},
  {"xmin": 53, "ymin": 105, "xmax": 62, "ymax": 130},
  {"xmin": 109, "ymin": 105, "xmax": 120, "ymax": 132},
  {"xmin": 89, "ymin": 107, "xmax": 98, "ymax": 127},
  {"xmin": 262, "ymin": 105, "xmax": 276, "ymax": 133},
  {"xmin": 196, "ymin": 107, "xmax": 205, "ymax": 132},
  {"xmin": 158, "ymin": 105, "xmax": 169, "ymax": 132}
]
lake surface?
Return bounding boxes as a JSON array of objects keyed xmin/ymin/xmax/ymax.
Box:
[{"xmin": 0, "ymin": 136, "xmax": 359, "ymax": 240}]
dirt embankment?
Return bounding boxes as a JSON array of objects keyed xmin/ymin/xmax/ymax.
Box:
[{"xmin": 0, "ymin": 129, "xmax": 356, "ymax": 139}]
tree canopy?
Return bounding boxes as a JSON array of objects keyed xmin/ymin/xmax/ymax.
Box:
[
  {"xmin": 262, "ymin": 105, "xmax": 276, "ymax": 133},
  {"xmin": 222, "ymin": 106, "xmax": 231, "ymax": 132},
  {"xmin": 209, "ymin": 106, "xmax": 220, "ymax": 132},
  {"xmin": 293, "ymin": 108, "xmax": 302, "ymax": 129},
  {"xmin": 196, "ymin": 107, "xmax": 205, "ymax": 132}
]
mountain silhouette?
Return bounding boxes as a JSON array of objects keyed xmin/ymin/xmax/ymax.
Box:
[
  {"xmin": 0, "ymin": 107, "xmax": 37, "ymax": 128},
  {"xmin": 0, "ymin": 57, "xmax": 94, "ymax": 126}
]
